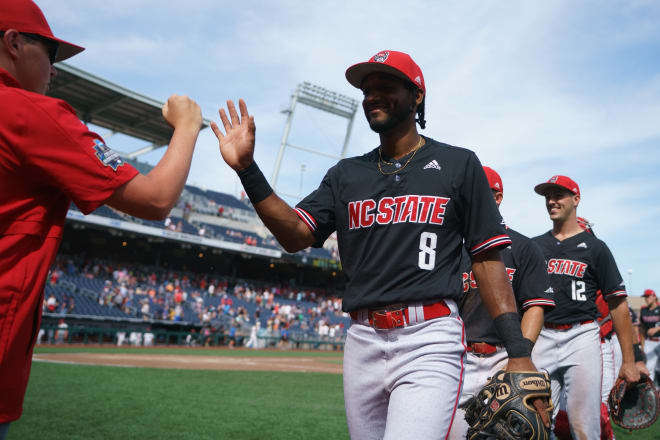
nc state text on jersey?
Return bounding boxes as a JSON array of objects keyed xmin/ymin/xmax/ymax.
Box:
[
  {"xmin": 348, "ymin": 195, "xmax": 451, "ymax": 229},
  {"xmin": 547, "ymin": 258, "xmax": 588, "ymax": 278}
]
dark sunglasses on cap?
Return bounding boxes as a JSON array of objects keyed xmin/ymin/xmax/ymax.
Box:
[{"xmin": 0, "ymin": 30, "xmax": 59, "ymax": 64}]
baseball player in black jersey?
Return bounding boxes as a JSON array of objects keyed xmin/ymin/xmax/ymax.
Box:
[
  {"xmin": 211, "ymin": 50, "xmax": 550, "ymax": 439},
  {"xmin": 640, "ymin": 288, "xmax": 660, "ymax": 381},
  {"xmin": 448, "ymin": 166, "xmax": 555, "ymax": 440},
  {"xmin": 531, "ymin": 175, "xmax": 639, "ymax": 440}
]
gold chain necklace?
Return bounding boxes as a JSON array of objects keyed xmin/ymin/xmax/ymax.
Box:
[{"xmin": 377, "ymin": 136, "xmax": 425, "ymax": 175}]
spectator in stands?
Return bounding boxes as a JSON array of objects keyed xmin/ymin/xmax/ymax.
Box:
[
  {"xmin": 46, "ymin": 294, "xmax": 58, "ymax": 313},
  {"xmin": 164, "ymin": 217, "xmax": 172, "ymax": 229}
]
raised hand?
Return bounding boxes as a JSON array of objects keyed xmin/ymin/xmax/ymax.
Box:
[
  {"xmin": 211, "ymin": 99, "xmax": 256, "ymax": 171},
  {"xmin": 162, "ymin": 95, "xmax": 202, "ymax": 131}
]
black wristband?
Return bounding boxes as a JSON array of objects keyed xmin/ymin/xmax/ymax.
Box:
[
  {"xmin": 493, "ymin": 312, "xmax": 532, "ymax": 358},
  {"xmin": 634, "ymin": 343, "xmax": 646, "ymax": 363},
  {"xmin": 237, "ymin": 162, "xmax": 273, "ymax": 204}
]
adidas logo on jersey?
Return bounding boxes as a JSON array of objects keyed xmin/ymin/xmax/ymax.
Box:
[
  {"xmin": 545, "ymin": 287, "xmax": 554, "ymax": 294},
  {"xmin": 577, "ymin": 242, "xmax": 587, "ymax": 248},
  {"xmin": 423, "ymin": 160, "xmax": 441, "ymax": 171}
]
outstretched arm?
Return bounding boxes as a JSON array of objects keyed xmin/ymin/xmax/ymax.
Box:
[
  {"xmin": 211, "ymin": 100, "xmax": 315, "ymax": 252},
  {"xmin": 106, "ymin": 95, "xmax": 202, "ymax": 220}
]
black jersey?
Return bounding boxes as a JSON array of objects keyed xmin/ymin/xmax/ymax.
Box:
[
  {"xmin": 533, "ymin": 230, "xmax": 626, "ymax": 324},
  {"xmin": 295, "ymin": 137, "xmax": 510, "ymax": 312},
  {"xmin": 640, "ymin": 305, "xmax": 660, "ymax": 338},
  {"xmin": 460, "ymin": 227, "xmax": 555, "ymax": 344}
]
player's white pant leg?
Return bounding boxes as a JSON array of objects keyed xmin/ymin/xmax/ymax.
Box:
[
  {"xmin": 561, "ymin": 323, "xmax": 602, "ymax": 440},
  {"xmin": 447, "ymin": 348, "xmax": 508, "ymax": 440},
  {"xmin": 644, "ymin": 339, "xmax": 660, "ymax": 378},
  {"xmin": 382, "ymin": 312, "xmax": 465, "ymax": 440},
  {"xmin": 600, "ymin": 337, "xmax": 616, "ymax": 403},
  {"xmin": 532, "ymin": 328, "xmax": 562, "ymax": 424},
  {"xmin": 343, "ymin": 322, "xmax": 389, "ymax": 440},
  {"xmin": 343, "ymin": 301, "xmax": 466, "ymax": 440},
  {"xmin": 610, "ymin": 334, "xmax": 622, "ymax": 373}
]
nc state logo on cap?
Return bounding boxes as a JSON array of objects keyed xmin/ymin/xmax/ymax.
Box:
[
  {"xmin": 373, "ymin": 51, "xmax": 390, "ymax": 63},
  {"xmin": 549, "ymin": 175, "xmax": 559, "ymax": 183}
]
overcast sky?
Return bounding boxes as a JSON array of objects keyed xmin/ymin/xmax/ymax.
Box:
[{"xmin": 40, "ymin": 0, "xmax": 660, "ymax": 296}]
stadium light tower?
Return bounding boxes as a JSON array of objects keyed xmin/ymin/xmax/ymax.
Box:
[{"xmin": 271, "ymin": 82, "xmax": 359, "ymax": 198}]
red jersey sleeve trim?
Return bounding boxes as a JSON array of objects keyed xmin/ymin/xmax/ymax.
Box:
[
  {"xmin": 470, "ymin": 234, "xmax": 511, "ymax": 256},
  {"xmin": 522, "ymin": 299, "xmax": 556, "ymax": 309},
  {"xmin": 295, "ymin": 208, "xmax": 317, "ymax": 232},
  {"xmin": 603, "ymin": 289, "xmax": 627, "ymax": 299}
]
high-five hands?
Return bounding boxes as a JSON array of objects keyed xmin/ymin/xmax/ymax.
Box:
[{"xmin": 211, "ymin": 99, "xmax": 256, "ymax": 171}]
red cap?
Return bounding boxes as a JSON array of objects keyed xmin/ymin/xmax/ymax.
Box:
[
  {"xmin": 534, "ymin": 175, "xmax": 580, "ymax": 197},
  {"xmin": 482, "ymin": 166, "xmax": 503, "ymax": 192},
  {"xmin": 576, "ymin": 216, "xmax": 595, "ymax": 235},
  {"xmin": 0, "ymin": 0, "xmax": 84, "ymax": 62},
  {"xmin": 644, "ymin": 289, "xmax": 656, "ymax": 297},
  {"xmin": 346, "ymin": 50, "xmax": 425, "ymax": 93}
]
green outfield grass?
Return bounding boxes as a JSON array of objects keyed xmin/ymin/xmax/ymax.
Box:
[
  {"xmin": 10, "ymin": 347, "xmax": 660, "ymax": 439},
  {"xmin": 12, "ymin": 361, "xmax": 348, "ymax": 440},
  {"xmin": 33, "ymin": 345, "xmax": 344, "ymax": 358}
]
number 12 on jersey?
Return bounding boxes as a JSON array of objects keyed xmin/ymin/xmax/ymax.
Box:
[
  {"xmin": 418, "ymin": 232, "xmax": 437, "ymax": 270},
  {"xmin": 571, "ymin": 280, "xmax": 586, "ymax": 301}
]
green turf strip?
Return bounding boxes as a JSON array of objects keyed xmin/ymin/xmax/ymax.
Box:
[
  {"xmin": 12, "ymin": 362, "xmax": 349, "ymax": 440},
  {"xmin": 11, "ymin": 361, "xmax": 660, "ymax": 439},
  {"xmin": 34, "ymin": 346, "xmax": 344, "ymax": 358}
]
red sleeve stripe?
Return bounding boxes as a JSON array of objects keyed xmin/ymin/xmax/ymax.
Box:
[
  {"xmin": 522, "ymin": 299, "xmax": 556, "ymax": 309},
  {"xmin": 470, "ymin": 235, "xmax": 512, "ymax": 255},
  {"xmin": 604, "ymin": 289, "xmax": 627, "ymax": 298},
  {"xmin": 295, "ymin": 208, "xmax": 317, "ymax": 232}
]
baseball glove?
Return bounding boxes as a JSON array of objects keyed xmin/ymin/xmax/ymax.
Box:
[
  {"xmin": 461, "ymin": 370, "xmax": 553, "ymax": 440},
  {"xmin": 608, "ymin": 373, "xmax": 660, "ymax": 430}
]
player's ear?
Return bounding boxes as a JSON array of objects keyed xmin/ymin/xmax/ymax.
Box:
[
  {"xmin": 415, "ymin": 88, "xmax": 424, "ymax": 106},
  {"xmin": 494, "ymin": 191, "xmax": 503, "ymax": 207},
  {"xmin": 1, "ymin": 29, "xmax": 23, "ymax": 60},
  {"xmin": 573, "ymin": 194, "xmax": 580, "ymax": 207}
]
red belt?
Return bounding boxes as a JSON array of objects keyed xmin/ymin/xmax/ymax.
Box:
[
  {"xmin": 350, "ymin": 300, "xmax": 451, "ymax": 330},
  {"xmin": 648, "ymin": 337, "xmax": 660, "ymax": 342},
  {"xmin": 544, "ymin": 320, "xmax": 594, "ymax": 331},
  {"xmin": 466, "ymin": 342, "xmax": 501, "ymax": 356}
]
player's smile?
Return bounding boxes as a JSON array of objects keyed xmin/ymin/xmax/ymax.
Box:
[{"xmin": 360, "ymin": 73, "xmax": 415, "ymax": 133}]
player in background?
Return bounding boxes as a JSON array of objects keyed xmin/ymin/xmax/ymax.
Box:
[
  {"xmin": 531, "ymin": 175, "xmax": 639, "ymax": 440},
  {"xmin": 0, "ymin": 1, "xmax": 202, "ymax": 437},
  {"xmin": 553, "ymin": 217, "xmax": 648, "ymax": 440},
  {"xmin": 448, "ymin": 166, "xmax": 555, "ymax": 440},
  {"xmin": 212, "ymin": 50, "xmax": 549, "ymax": 439},
  {"xmin": 640, "ymin": 289, "xmax": 660, "ymax": 383}
]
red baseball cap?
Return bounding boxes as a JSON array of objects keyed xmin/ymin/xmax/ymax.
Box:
[
  {"xmin": 643, "ymin": 289, "xmax": 656, "ymax": 297},
  {"xmin": 534, "ymin": 175, "xmax": 580, "ymax": 197},
  {"xmin": 482, "ymin": 166, "xmax": 503, "ymax": 192},
  {"xmin": 345, "ymin": 50, "xmax": 425, "ymax": 93},
  {"xmin": 0, "ymin": 0, "xmax": 84, "ymax": 62},
  {"xmin": 576, "ymin": 217, "xmax": 595, "ymax": 235}
]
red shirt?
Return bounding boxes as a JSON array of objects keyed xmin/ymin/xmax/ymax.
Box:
[{"xmin": 0, "ymin": 69, "xmax": 138, "ymax": 423}]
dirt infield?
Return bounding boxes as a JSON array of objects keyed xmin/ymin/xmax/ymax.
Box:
[{"xmin": 33, "ymin": 352, "xmax": 343, "ymax": 374}]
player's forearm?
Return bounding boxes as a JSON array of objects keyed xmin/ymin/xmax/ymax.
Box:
[
  {"xmin": 145, "ymin": 125, "xmax": 200, "ymax": 209},
  {"xmin": 520, "ymin": 306, "xmax": 544, "ymax": 343},
  {"xmin": 609, "ymin": 298, "xmax": 636, "ymax": 364},
  {"xmin": 105, "ymin": 125, "xmax": 199, "ymax": 220},
  {"xmin": 251, "ymin": 193, "xmax": 316, "ymax": 253}
]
